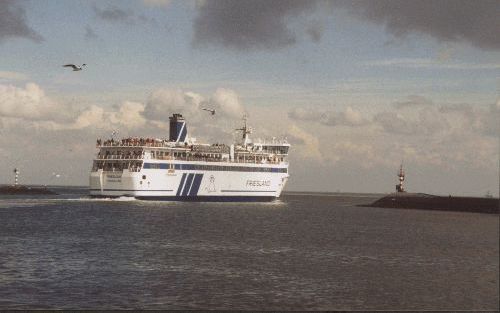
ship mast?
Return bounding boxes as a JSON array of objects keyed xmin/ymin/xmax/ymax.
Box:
[
  {"xmin": 396, "ymin": 163, "xmax": 405, "ymax": 192},
  {"xmin": 235, "ymin": 115, "xmax": 252, "ymax": 146}
]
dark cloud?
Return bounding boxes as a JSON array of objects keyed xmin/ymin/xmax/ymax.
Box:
[
  {"xmin": 93, "ymin": 5, "xmax": 135, "ymax": 24},
  {"xmin": 192, "ymin": 0, "xmax": 499, "ymax": 51},
  {"xmin": 193, "ymin": 0, "xmax": 318, "ymax": 50},
  {"xmin": 337, "ymin": 0, "xmax": 500, "ymax": 50},
  {"xmin": 306, "ymin": 22, "xmax": 324, "ymax": 43},
  {"xmin": 84, "ymin": 25, "xmax": 99, "ymax": 40},
  {"xmin": 394, "ymin": 95, "xmax": 434, "ymax": 108},
  {"xmin": 93, "ymin": 4, "xmax": 157, "ymax": 26},
  {"xmin": 0, "ymin": 0, "xmax": 43, "ymax": 43}
]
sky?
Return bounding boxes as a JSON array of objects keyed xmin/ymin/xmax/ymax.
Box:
[{"xmin": 0, "ymin": 0, "xmax": 498, "ymax": 196}]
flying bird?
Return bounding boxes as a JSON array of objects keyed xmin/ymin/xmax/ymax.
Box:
[
  {"xmin": 201, "ymin": 108, "xmax": 216, "ymax": 115},
  {"xmin": 63, "ymin": 64, "xmax": 86, "ymax": 71}
]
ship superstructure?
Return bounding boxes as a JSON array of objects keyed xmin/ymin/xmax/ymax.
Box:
[{"xmin": 89, "ymin": 114, "xmax": 290, "ymax": 201}]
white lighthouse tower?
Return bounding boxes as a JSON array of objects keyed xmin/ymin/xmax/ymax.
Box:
[
  {"xmin": 13, "ymin": 168, "xmax": 19, "ymax": 186},
  {"xmin": 396, "ymin": 163, "xmax": 405, "ymax": 192}
]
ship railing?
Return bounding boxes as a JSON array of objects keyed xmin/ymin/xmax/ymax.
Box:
[
  {"xmin": 97, "ymin": 140, "xmax": 170, "ymax": 148},
  {"xmin": 97, "ymin": 167, "xmax": 142, "ymax": 172},
  {"xmin": 155, "ymin": 156, "xmax": 285, "ymax": 165},
  {"xmin": 97, "ymin": 155, "xmax": 144, "ymax": 160}
]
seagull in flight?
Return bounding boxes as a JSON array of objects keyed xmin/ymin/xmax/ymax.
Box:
[
  {"xmin": 201, "ymin": 108, "xmax": 216, "ymax": 115},
  {"xmin": 63, "ymin": 64, "xmax": 86, "ymax": 71}
]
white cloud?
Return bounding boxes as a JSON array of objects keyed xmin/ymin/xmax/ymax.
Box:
[
  {"xmin": 110, "ymin": 101, "xmax": 146, "ymax": 129},
  {"xmin": 209, "ymin": 88, "xmax": 245, "ymax": 118},
  {"xmin": 0, "ymin": 83, "xmax": 72, "ymax": 121},
  {"xmin": 68, "ymin": 101, "xmax": 146, "ymax": 131},
  {"xmin": 72, "ymin": 105, "xmax": 105, "ymax": 129},
  {"xmin": 289, "ymin": 106, "xmax": 368, "ymax": 127},
  {"xmin": 287, "ymin": 124, "xmax": 323, "ymax": 161},
  {"xmin": 323, "ymin": 106, "xmax": 367, "ymax": 126},
  {"xmin": 143, "ymin": 88, "xmax": 203, "ymax": 121},
  {"xmin": 144, "ymin": 87, "xmax": 246, "ymax": 121}
]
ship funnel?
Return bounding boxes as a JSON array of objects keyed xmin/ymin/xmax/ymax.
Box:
[{"xmin": 169, "ymin": 113, "xmax": 188, "ymax": 143}]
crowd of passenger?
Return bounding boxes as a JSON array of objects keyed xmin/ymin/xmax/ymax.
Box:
[
  {"xmin": 97, "ymin": 137, "xmax": 166, "ymax": 147},
  {"xmin": 97, "ymin": 150, "xmax": 143, "ymax": 160}
]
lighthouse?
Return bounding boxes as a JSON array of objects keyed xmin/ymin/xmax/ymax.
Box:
[
  {"xmin": 13, "ymin": 168, "xmax": 19, "ymax": 186},
  {"xmin": 396, "ymin": 163, "xmax": 405, "ymax": 192}
]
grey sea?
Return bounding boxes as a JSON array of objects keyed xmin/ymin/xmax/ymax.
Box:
[{"xmin": 0, "ymin": 187, "xmax": 498, "ymax": 310}]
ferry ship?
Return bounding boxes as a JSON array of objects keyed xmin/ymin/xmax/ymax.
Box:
[{"xmin": 89, "ymin": 114, "xmax": 290, "ymax": 201}]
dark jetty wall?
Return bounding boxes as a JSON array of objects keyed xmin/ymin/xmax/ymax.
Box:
[
  {"xmin": 0, "ymin": 185, "xmax": 57, "ymax": 195},
  {"xmin": 365, "ymin": 193, "xmax": 499, "ymax": 214}
]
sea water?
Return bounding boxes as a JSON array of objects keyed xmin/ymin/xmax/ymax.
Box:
[{"xmin": 0, "ymin": 187, "xmax": 498, "ymax": 310}]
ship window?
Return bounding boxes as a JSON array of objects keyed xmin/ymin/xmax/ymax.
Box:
[{"xmin": 142, "ymin": 175, "xmax": 146, "ymax": 180}]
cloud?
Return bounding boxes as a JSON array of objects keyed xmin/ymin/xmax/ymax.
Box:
[
  {"xmin": 394, "ymin": 95, "xmax": 433, "ymax": 108},
  {"xmin": 0, "ymin": 0, "xmax": 43, "ymax": 43},
  {"xmin": 110, "ymin": 101, "xmax": 146, "ymax": 129},
  {"xmin": 322, "ymin": 106, "xmax": 368, "ymax": 126},
  {"xmin": 373, "ymin": 107, "xmax": 448, "ymax": 136},
  {"xmin": 337, "ymin": 0, "xmax": 500, "ymax": 50},
  {"xmin": 92, "ymin": 4, "xmax": 157, "ymax": 26},
  {"xmin": 288, "ymin": 107, "xmax": 321, "ymax": 121},
  {"xmin": 93, "ymin": 4, "xmax": 135, "ymax": 24},
  {"xmin": 209, "ymin": 88, "xmax": 245, "ymax": 118},
  {"xmin": 143, "ymin": 88, "xmax": 203, "ymax": 121},
  {"xmin": 373, "ymin": 111, "xmax": 414, "ymax": 135},
  {"xmin": 69, "ymin": 105, "xmax": 104, "ymax": 130},
  {"xmin": 84, "ymin": 25, "xmax": 99, "ymax": 40},
  {"xmin": 0, "ymin": 83, "xmax": 72, "ymax": 121},
  {"xmin": 438, "ymin": 103, "xmax": 499, "ymax": 137},
  {"xmin": 191, "ymin": 0, "xmax": 499, "ymax": 51},
  {"xmin": 287, "ymin": 124, "xmax": 323, "ymax": 161},
  {"xmin": 143, "ymin": 87, "xmax": 246, "ymax": 121},
  {"xmin": 288, "ymin": 106, "xmax": 368, "ymax": 127},
  {"xmin": 193, "ymin": 0, "xmax": 318, "ymax": 50},
  {"xmin": 50, "ymin": 101, "xmax": 146, "ymax": 131},
  {"xmin": 0, "ymin": 83, "xmax": 149, "ymax": 132},
  {"xmin": 306, "ymin": 21, "xmax": 324, "ymax": 43}
]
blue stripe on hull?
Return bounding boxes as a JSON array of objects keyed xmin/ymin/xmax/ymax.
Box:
[
  {"xmin": 134, "ymin": 196, "xmax": 277, "ymax": 202},
  {"xmin": 189, "ymin": 174, "xmax": 203, "ymax": 196},
  {"xmin": 176, "ymin": 173, "xmax": 187, "ymax": 196},
  {"xmin": 182, "ymin": 174, "xmax": 194, "ymax": 196}
]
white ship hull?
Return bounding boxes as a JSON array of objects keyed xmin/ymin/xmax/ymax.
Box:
[{"xmin": 89, "ymin": 160, "xmax": 289, "ymax": 201}]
